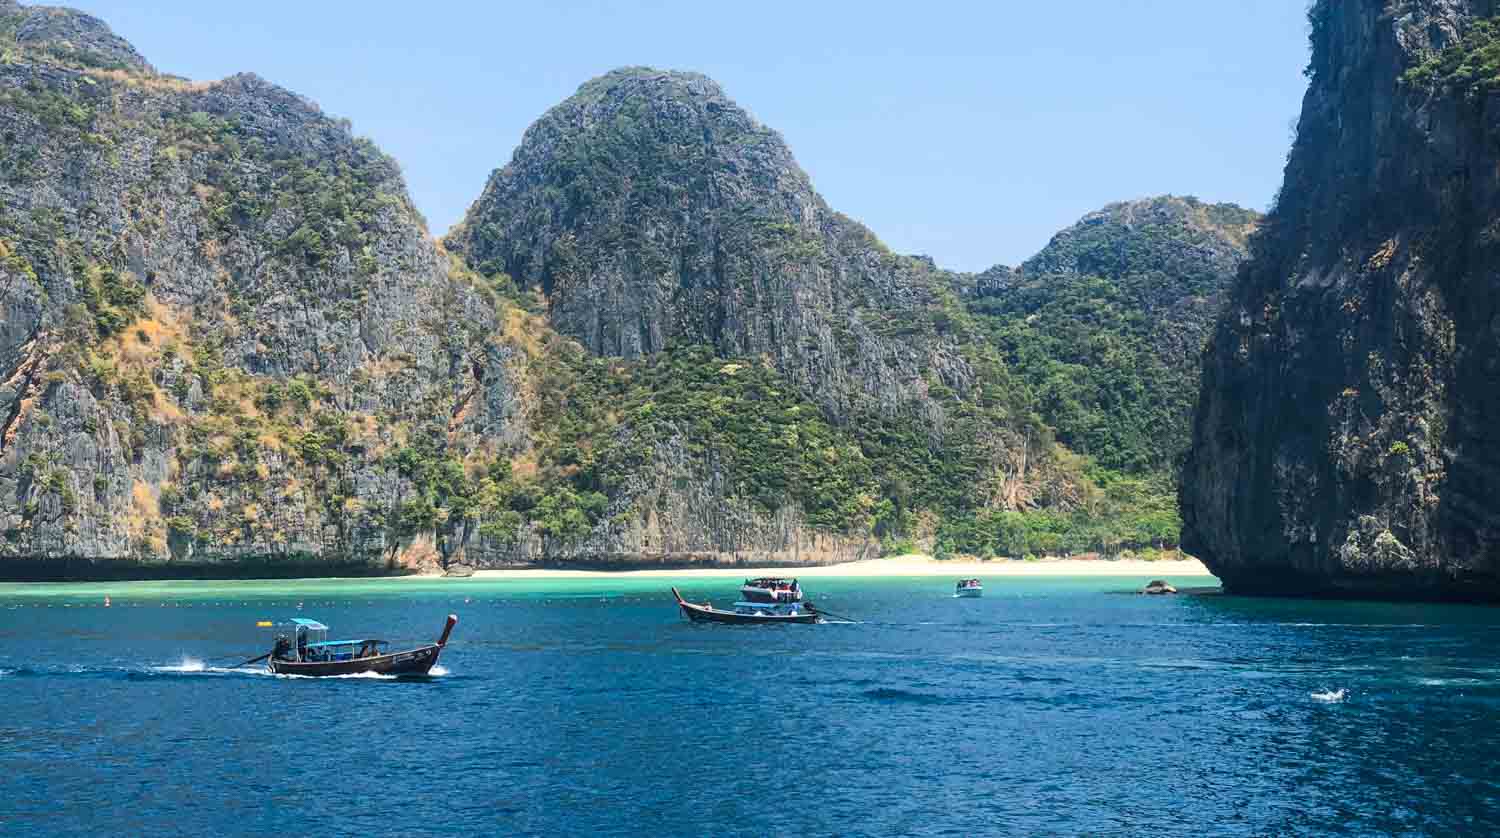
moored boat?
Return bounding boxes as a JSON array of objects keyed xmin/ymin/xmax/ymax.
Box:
[
  {"xmin": 956, "ymin": 578, "xmax": 983, "ymax": 598},
  {"xmin": 739, "ymin": 577, "xmax": 803, "ymax": 604},
  {"xmin": 260, "ymin": 614, "xmax": 457, "ymax": 677},
  {"xmin": 672, "ymin": 587, "xmax": 821, "ymax": 625}
]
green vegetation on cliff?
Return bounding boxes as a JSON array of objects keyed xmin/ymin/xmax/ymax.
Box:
[
  {"xmin": 966, "ymin": 197, "xmax": 1257, "ymax": 475},
  {"xmin": 1402, "ymin": 17, "xmax": 1500, "ymax": 94}
]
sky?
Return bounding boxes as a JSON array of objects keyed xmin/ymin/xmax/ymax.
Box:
[{"xmin": 67, "ymin": 1, "xmax": 1311, "ymax": 272}]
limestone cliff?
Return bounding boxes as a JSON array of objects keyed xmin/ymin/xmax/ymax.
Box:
[
  {"xmin": 446, "ymin": 67, "xmax": 1068, "ymax": 564},
  {"xmin": 446, "ymin": 67, "xmax": 980, "ymax": 426},
  {"xmin": 0, "ymin": 19, "xmax": 886, "ymax": 577},
  {"xmin": 0, "ymin": 7, "xmax": 1265, "ymax": 579},
  {"xmin": 1183, "ymin": 0, "xmax": 1500, "ymax": 599},
  {"xmin": 0, "ymin": 2, "xmax": 516, "ymax": 577}
]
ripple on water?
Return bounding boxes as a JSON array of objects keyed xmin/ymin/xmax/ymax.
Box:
[
  {"xmin": 860, "ymin": 687, "xmax": 952, "ymax": 705},
  {"xmin": 3, "ymin": 575, "xmax": 1499, "ymax": 836},
  {"xmin": 1415, "ymin": 677, "xmax": 1487, "ymax": 687}
]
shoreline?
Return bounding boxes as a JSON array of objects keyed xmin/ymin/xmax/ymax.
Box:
[
  {"xmin": 0, "ymin": 556, "xmax": 1213, "ymax": 586},
  {"xmin": 453, "ymin": 556, "xmax": 1213, "ymax": 581}
]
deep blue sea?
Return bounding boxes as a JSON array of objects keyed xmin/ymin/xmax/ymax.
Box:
[{"xmin": 1, "ymin": 573, "xmax": 1499, "ymax": 836}]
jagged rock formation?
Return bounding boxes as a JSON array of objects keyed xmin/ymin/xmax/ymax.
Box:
[
  {"xmin": 3, "ymin": 0, "xmax": 151, "ymax": 72},
  {"xmin": 446, "ymin": 67, "xmax": 977, "ymax": 425},
  {"xmin": 0, "ymin": 20, "xmax": 893, "ymax": 578},
  {"xmin": 1183, "ymin": 0, "xmax": 1500, "ymax": 600},
  {"xmin": 447, "ymin": 67, "xmax": 1071, "ymax": 563},
  {"xmin": 0, "ymin": 2, "xmax": 516, "ymax": 577},
  {"xmin": 0, "ymin": 6, "xmax": 1264, "ymax": 579}
]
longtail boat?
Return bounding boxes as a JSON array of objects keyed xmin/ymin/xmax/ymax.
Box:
[
  {"xmin": 259, "ymin": 614, "xmax": 457, "ymax": 677},
  {"xmin": 671, "ymin": 587, "xmax": 822, "ymax": 625}
]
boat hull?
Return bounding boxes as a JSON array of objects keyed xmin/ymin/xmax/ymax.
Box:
[
  {"xmin": 681, "ymin": 604, "xmax": 820, "ymax": 625},
  {"xmin": 268, "ymin": 643, "xmax": 443, "ymax": 677},
  {"xmin": 672, "ymin": 588, "xmax": 820, "ymax": 625},
  {"xmin": 956, "ymin": 588, "xmax": 983, "ymax": 598}
]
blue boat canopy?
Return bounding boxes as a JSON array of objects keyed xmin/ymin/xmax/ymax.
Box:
[{"xmin": 288, "ymin": 618, "xmax": 329, "ymax": 630}]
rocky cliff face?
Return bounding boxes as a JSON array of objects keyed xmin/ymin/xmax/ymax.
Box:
[
  {"xmin": 444, "ymin": 67, "xmax": 1066, "ymax": 565},
  {"xmin": 0, "ymin": 6, "xmax": 1266, "ymax": 579},
  {"xmin": 1183, "ymin": 0, "xmax": 1500, "ymax": 599},
  {"xmin": 0, "ymin": 3, "xmax": 517, "ymax": 577},
  {"xmin": 446, "ymin": 68, "xmax": 976, "ymax": 426},
  {"xmin": 0, "ymin": 19, "xmax": 897, "ymax": 577}
]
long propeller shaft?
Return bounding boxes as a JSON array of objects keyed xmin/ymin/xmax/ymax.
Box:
[{"xmin": 235, "ymin": 651, "xmax": 271, "ymax": 668}]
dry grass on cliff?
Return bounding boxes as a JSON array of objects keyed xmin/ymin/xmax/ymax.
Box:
[
  {"xmin": 127, "ymin": 480, "xmax": 160, "ymax": 544},
  {"xmin": 86, "ymin": 68, "xmax": 216, "ymax": 94}
]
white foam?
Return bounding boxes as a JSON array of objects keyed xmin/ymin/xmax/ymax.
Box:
[
  {"xmin": 155, "ymin": 657, "xmax": 206, "ymax": 673},
  {"xmin": 1310, "ymin": 688, "xmax": 1347, "ymax": 703},
  {"xmin": 429, "ymin": 665, "xmax": 449, "ymax": 676}
]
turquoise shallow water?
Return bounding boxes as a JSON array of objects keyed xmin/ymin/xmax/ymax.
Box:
[{"xmin": 1, "ymin": 574, "xmax": 1499, "ymax": 836}]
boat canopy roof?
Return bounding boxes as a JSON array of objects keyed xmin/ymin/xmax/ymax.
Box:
[
  {"xmin": 306, "ymin": 639, "xmax": 385, "ymax": 649},
  {"xmin": 288, "ymin": 618, "xmax": 329, "ymax": 630}
]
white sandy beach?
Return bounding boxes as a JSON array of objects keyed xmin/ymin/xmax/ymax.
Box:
[{"xmin": 454, "ymin": 556, "xmax": 1212, "ymax": 581}]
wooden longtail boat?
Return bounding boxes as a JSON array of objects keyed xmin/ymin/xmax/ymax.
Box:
[
  {"xmin": 265, "ymin": 614, "xmax": 457, "ymax": 677},
  {"xmin": 671, "ymin": 587, "xmax": 822, "ymax": 625}
]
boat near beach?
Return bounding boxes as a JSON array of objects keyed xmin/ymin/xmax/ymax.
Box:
[
  {"xmin": 255, "ymin": 614, "xmax": 458, "ymax": 677},
  {"xmin": 672, "ymin": 587, "xmax": 822, "ymax": 625},
  {"xmin": 956, "ymin": 579, "xmax": 983, "ymax": 598}
]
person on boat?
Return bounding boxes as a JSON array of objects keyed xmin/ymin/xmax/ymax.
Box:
[{"xmin": 272, "ymin": 635, "xmax": 294, "ymax": 661}]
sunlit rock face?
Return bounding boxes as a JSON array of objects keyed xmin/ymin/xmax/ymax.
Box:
[{"xmin": 0, "ymin": 2, "xmax": 515, "ymax": 576}]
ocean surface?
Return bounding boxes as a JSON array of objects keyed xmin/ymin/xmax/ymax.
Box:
[{"xmin": 1, "ymin": 574, "xmax": 1498, "ymax": 836}]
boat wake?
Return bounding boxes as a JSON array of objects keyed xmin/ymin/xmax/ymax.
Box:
[
  {"xmin": 0, "ymin": 661, "xmax": 417, "ymax": 681},
  {"xmin": 144, "ymin": 661, "xmax": 275, "ymax": 678},
  {"xmin": 1310, "ymin": 688, "xmax": 1347, "ymax": 703}
]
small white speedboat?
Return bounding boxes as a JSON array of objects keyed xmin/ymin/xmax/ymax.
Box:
[{"xmin": 955, "ymin": 579, "xmax": 983, "ymax": 598}]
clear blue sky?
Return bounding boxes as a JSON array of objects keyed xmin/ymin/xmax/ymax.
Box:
[{"xmin": 68, "ymin": 1, "xmax": 1310, "ymax": 272}]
